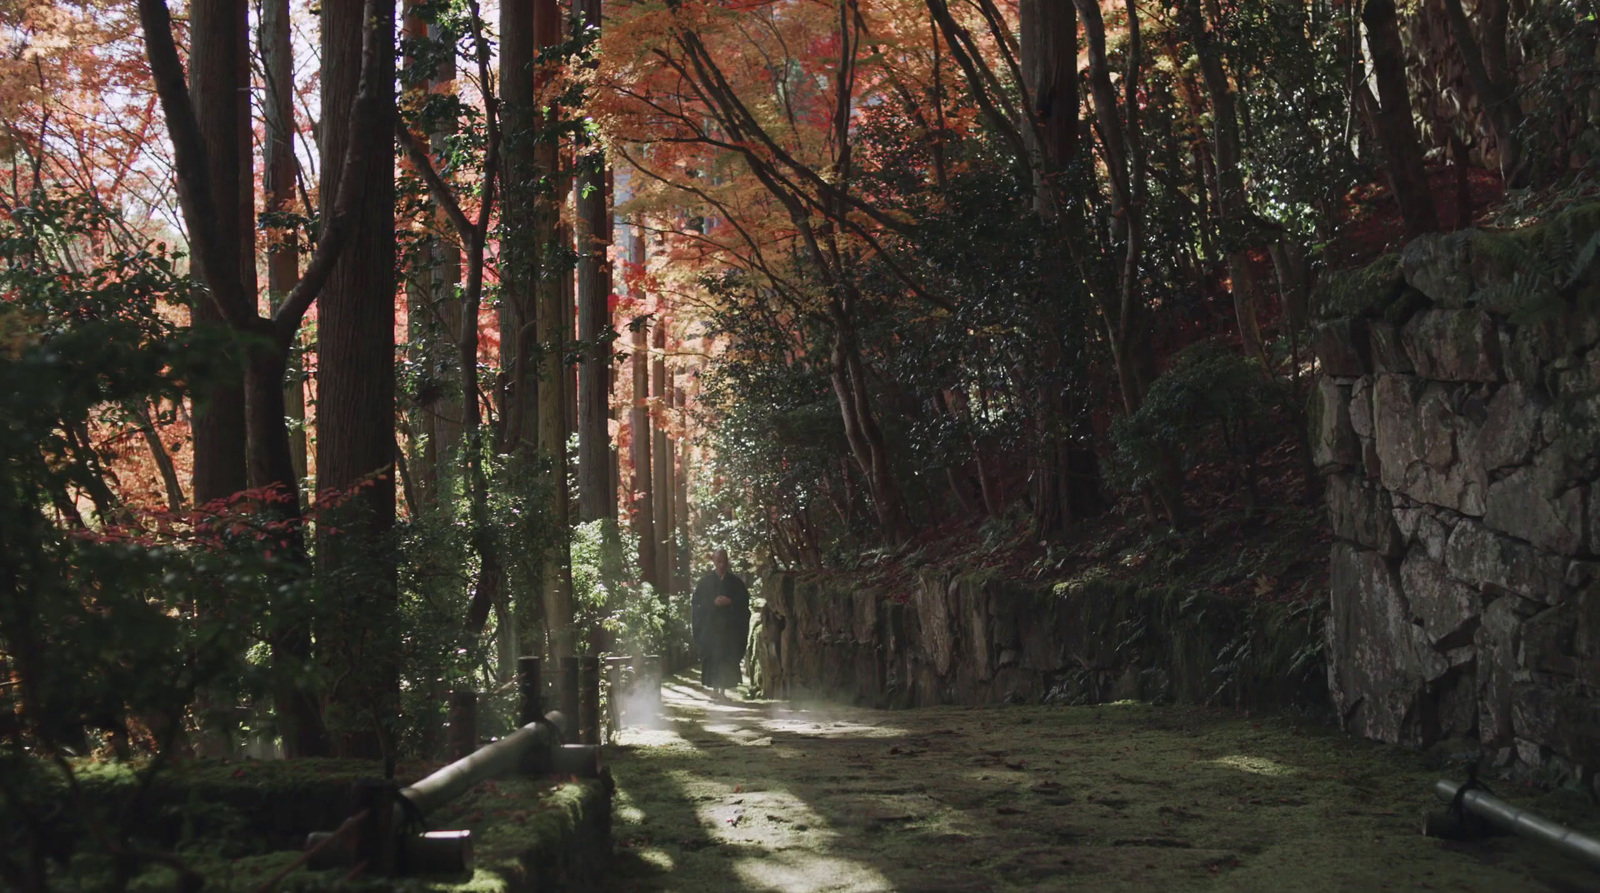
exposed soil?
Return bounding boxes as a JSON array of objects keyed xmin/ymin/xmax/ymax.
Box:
[{"xmin": 604, "ymin": 679, "xmax": 1600, "ymax": 892}]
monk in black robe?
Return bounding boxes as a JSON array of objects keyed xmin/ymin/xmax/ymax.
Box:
[{"xmin": 691, "ymin": 548, "xmax": 751, "ymax": 696}]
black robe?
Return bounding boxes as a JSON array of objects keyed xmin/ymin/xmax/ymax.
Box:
[{"xmin": 691, "ymin": 569, "xmax": 751, "ymax": 689}]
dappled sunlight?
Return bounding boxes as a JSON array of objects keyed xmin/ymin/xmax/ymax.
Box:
[
  {"xmin": 732, "ymin": 851, "xmax": 896, "ymax": 893},
  {"xmin": 614, "ymin": 726, "xmax": 702, "ymax": 753},
  {"xmin": 680, "ymin": 775, "xmax": 897, "ymax": 892},
  {"xmin": 1205, "ymin": 754, "xmax": 1300, "ymax": 777},
  {"xmin": 753, "ymin": 714, "xmax": 910, "ymax": 740}
]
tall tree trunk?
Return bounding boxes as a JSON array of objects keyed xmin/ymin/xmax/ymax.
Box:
[
  {"xmin": 1021, "ymin": 0, "xmax": 1103, "ymax": 536},
  {"xmin": 261, "ymin": 0, "xmax": 307, "ymax": 494},
  {"xmin": 1361, "ymin": 0, "xmax": 1441, "ymax": 238},
  {"xmin": 630, "ymin": 306, "xmax": 658, "ymax": 594},
  {"xmin": 533, "ymin": 0, "xmax": 575, "ymax": 662},
  {"xmin": 187, "ymin": 0, "xmax": 248, "ymax": 508},
  {"xmin": 500, "ymin": 0, "xmax": 539, "ymax": 453},
  {"xmin": 401, "ymin": 1, "xmax": 441, "ymax": 509},
  {"xmin": 673, "ymin": 383, "xmax": 690, "ymax": 594},
  {"xmin": 1185, "ymin": 0, "xmax": 1269, "ymax": 366},
  {"xmin": 1440, "ymin": 0, "xmax": 1529, "ymax": 187},
  {"xmin": 186, "ymin": 0, "xmax": 252, "ymax": 761},
  {"xmin": 651, "ymin": 326, "xmax": 673, "ymax": 599},
  {"xmin": 141, "ymin": 0, "xmax": 384, "ymax": 758},
  {"xmin": 575, "ymin": 0, "xmax": 613, "ymax": 526},
  {"xmin": 316, "ymin": 0, "xmax": 397, "ymax": 761}
]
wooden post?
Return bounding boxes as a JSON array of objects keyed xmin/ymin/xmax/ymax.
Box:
[
  {"xmin": 517, "ymin": 656, "xmax": 542, "ymax": 726},
  {"xmin": 579, "ymin": 656, "xmax": 600, "ymax": 745},
  {"xmin": 605, "ymin": 655, "xmax": 628, "ymax": 735},
  {"xmin": 447, "ymin": 690, "xmax": 477, "ymax": 761},
  {"xmin": 643, "ymin": 653, "xmax": 662, "ymax": 712},
  {"xmin": 350, "ymin": 779, "xmax": 398, "ymax": 876},
  {"xmin": 559, "ymin": 656, "xmax": 580, "ymax": 740}
]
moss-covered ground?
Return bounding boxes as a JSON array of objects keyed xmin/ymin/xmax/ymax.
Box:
[
  {"xmin": 44, "ymin": 756, "xmax": 606, "ymax": 892},
  {"xmin": 604, "ymin": 678, "xmax": 1600, "ymax": 892}
]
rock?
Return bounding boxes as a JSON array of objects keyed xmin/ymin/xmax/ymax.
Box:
[
  {"xmin": 1551, "ymin": 392, "xmax": 1600, "ymax": 475},
  {"xmin": 1392, "ymin": 501, "xmax": 1455, "ymax": 563},
  {"xmin": 1504, "ymin": 320, "xmax": 1567, "ymax": 385},
  {"xmin": 1402, "ymin": 309, "xmax": 1502, "ymax": 382},
  {"xmin": 1313, "ymin": 318, "xmax": 1370, "ymax": 376},
  {"xmin": 1400, "ymin": 551, "xmax": 1481, "ymax": 646},
  {"xmin": 1327, "ymin": 543, "xmax": 1425, "ymax": 744},
  {"xmin": 1327, "ymin": 474, "xmax": 1404, "ymax": 555},
  {"xmin": 1483, "ymin": 450, "xmax": 1587, "ymax": 555},
  {"xmin": 1350, "ymin": 378, "xmax": 1374, "ymax": 440},
  {"xmin": 916, "ymin": 577, "xmax": 956, "ymax": 678},
  {"xmin": 1311, "ymin": 378, "xmax": 1360, "ymax": 472},
  {"xmin": 1574, "ymin": 583, "xmax": 1600, "ymax": 659},
  {"xmin": 1477, "ymin": 595, "xmax": 1525, "ymax": 745},
  {"xmin": 1512, "ymin": 686, "xmax": 1563, "ymax": 760},
  {"xmin": 1402, "ymin": 231, "xmax": 1475, "ymax": 306},
  {"xmin": 1516, "ymin": 736, "xmax": 1546, "ymax": 769},
  {"xmin": 1373, "ymin": 374, "xmax": 1423, "ymax": 491},
  {"xmin": 1369, "ymin": 321, "xmax": 1413, "ymax": 373},
  {"xmin": 1446, "ymin": 520, "xmax": 1566, "ymax": 603},
  {"xmin": 1477, "ymin": 383, "xmax": 1542, "ymax": 470},
  {"xmin": 1373, "ymin": 378, "xmax": 1488, "ymax": 514},
  {"xmin": 1314, "ymin": 253, "xmax": 1404, "ymax": 322},
  {"xmin": 1432, "ymin": 668, "xmax": 1479, "ymax": 740},
  {"xmin": 1593, "ymin": 486, "xmax": 1600, "ymax": 558},
  {"xmin": 1418, "ymin": 387, "xmax": 1457, "ymax": 469},
  {"xmin": 1519, "ymin": 605, "xmax": 1576, "ymax": 676}
]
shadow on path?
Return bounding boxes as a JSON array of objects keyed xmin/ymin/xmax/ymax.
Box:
[{"xmin": 602, "ymin": 677, "xmax": 1600, "ymax": 893}]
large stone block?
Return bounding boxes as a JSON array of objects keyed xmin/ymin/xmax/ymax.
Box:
[
  {"xmin": 1476, "ymin": 594, "xmax": 1531, "ymax": 746},
  {"xmin": 1592, "ymin": 487, "xmax": 1600, "ymax": 557},
  {"xmin": 1478, "ymin": 383, "xmax": 1542, "ymax": 471},
  {"xmin": 1350, "ymin": 378, "xmax": 1374, "ymax": 440},
  {"xmin": 1401, "ymin": 230, "xmax": 1475, "ymax": 307},
  {"xmin": 1484, "ymin": 449, "xmax": 1587, "ymax": 555},
  {"xmin": 1392, "ymin": 500, "xmax": 1456, "ymax": 563},
  {"xmin": 1311, "ymin": 377, "xmax": 1360, "ymax": 472},
  {"xmin": 1369, "ymin": 321, "xmax": 1414, "ymax": 374},
  {"xmin": 1313, "ymin": 318, "xmax": 1371, "ymax": 377},
  {"xmin": 1327, "ymin": 473, "xmax": 1403, "ymax": 555},
  {"xmin": 1400, "ymin": 551, "xmax": 1481, "ymax": 646},
  {"xmin": 1374, "ymin": 381, "xmax": 1488, "ymax": 516},
  {"xmin": 1403, "ymin": 310, "xmax": 1502, "ymax": 383},
  {"xmin": 1327, "ymin": 543, "xmax": 1426, "ymax": 744},
  {"xmin": 1519, "ymin": 604, "xmax": 1576, "ymax": 676},
  {"xmin": 1374, "ymin": 374, "xmax": 1422, "ymax": 490},
  {"xmin": 1446, "ymin": 519, "xmax": 1566, "ymax": 603}
]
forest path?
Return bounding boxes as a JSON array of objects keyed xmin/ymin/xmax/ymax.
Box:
[{"xmin": 601, "ymin": 679, "xmax": 1598, "ymax": 893}]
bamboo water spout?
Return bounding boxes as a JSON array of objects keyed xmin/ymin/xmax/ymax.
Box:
[{"xmin": 1429, "ymin": 779, "xmax": 1600, "ymax": 872}]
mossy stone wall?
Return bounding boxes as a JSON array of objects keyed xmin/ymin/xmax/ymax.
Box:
[
  {"xmin": 755, "ymin": 572, "xmax": 1325, "ymax": 712},
  {"xmin": 1312, "ymin": 203, "xmax": 1600, "ymax": 790}
]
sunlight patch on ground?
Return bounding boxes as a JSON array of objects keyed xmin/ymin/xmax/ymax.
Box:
[
  {"xmin": 752, "ymin": 714, "xmax": 909, "ymax": 739},
  {"xmin": 731, "ymin": 851, "xmax": 895, "ymax": 893},
  {"xmin": 1204, "ymin": 753, "xmax": 1300, "ymax": 776},
  {"xmin": 673, "ymin": 774, "xmax": 896, "ymax": 891},
  {"xmin": 614, "ymin": 727, "xmax": 700, "ymax": 751},
  {"xmin": 635, "ymin": 848, "xmax": 675, "ymax": 871}
]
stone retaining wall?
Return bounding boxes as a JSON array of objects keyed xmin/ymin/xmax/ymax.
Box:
[
  {"xmin": 754, "ymin": 571, "xmax": 1324, "ymax": 711},
  {"xmin": 1311, "ymin": 204, "xmax": 1600, "ymax": 786}
]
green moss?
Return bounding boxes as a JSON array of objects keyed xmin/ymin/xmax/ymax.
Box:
[
  {"xmin": 421, "ymin": 777, "xmax": 610, "ymax": 892},
  {"xmin": 607, "ymin": 680, "xmax": 1600, "ymax": 892},
  {"xmin": 1313, "ymin": 253, "xmax": 1403, "ymax": 322}
]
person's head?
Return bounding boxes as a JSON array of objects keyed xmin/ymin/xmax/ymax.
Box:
[{"xmin": 713, "ymin": 547, "xmax": 729, "ymax": 576}]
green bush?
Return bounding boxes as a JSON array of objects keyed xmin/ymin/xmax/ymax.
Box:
[{"xmin": 1109, "ymin": 341, "xmax": 1285, "ymax": 512}]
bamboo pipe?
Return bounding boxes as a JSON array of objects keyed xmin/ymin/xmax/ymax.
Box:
[{"xmin": 1431, "ymin": 779, "xmax": 1600, "ymax": 871}]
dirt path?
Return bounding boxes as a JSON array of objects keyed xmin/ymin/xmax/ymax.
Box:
[{"xmin": 602, "ymin": 679, "xmax": 1600, "ymax": 892}]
